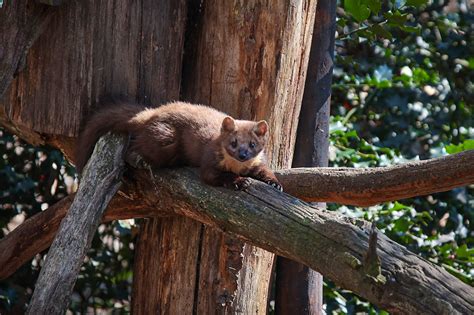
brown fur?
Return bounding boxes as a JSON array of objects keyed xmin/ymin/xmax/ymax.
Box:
[{"xmin": 76, "ymin": 100, "xmax": 282, "ymax": 190}]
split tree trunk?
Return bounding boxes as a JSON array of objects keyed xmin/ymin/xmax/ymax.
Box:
[
  {"xmin": 179, "ymin": 0, "xmax": 317, "ymax": 312},
  {"xmin": 276, "ymin": 0, "xmax": 336, "ymax": 312}
]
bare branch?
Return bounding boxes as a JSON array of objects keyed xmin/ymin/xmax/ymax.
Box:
[
  {"xmin": 1, "ymin": 151, "xmax": 472, "ymax": 282},
  {"xmin": 1, "ymin": 166, "xmax": 473, "ymax": 313},
  {"xmin": 27, "ymin": 134, "xmax": 127, "ymax": 314},
  {"xmin": 277, "ymin": 150, "xmax": 474, "ymax": 206}
]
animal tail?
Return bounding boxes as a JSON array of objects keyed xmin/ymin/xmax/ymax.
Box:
[{"xmin": 75, "ymin": 99, "xmax": 146, "ymax": 173}]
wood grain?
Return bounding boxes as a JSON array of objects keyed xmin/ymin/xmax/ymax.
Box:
[
  {"xmin": 0, "ymin": 1, "xmax": 55, "ymax": 100},
  {"xmin": 1, "ymin": 150, "xmax": 472, "ymax": 282},
  {"xmin": 181, "ymin": 1, "xmax": 317, "ymax": 312},
  {"xmin": 277, "ymin": 149, "xmax": 474, "ymax": 206},
  {"xmin": 26, "ymin": 133, "xmax": 127, "ymax": 314}
]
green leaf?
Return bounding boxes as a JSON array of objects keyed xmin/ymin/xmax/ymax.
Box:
[
  {"xmin": 446, "ymin": 139, "xmax": 474, "ymax": 154},
  {"xmin": 456, "ymin": 244, "xmax": 474, "ymax": 261},
  {"xmin": 364, "ymin": 0, "xmax": 382, "ymax": 14},
  {"xmin": 401, "ymin": 25, "xmax": 422, "ymax": 34},
  {"xmin": 345, "ymin": 0, "xmax": 371, "ymax": 22},
  {"xmin": 371, "ymin": 24, "xmax": 393, "ymax": 40},
  {"xmin": 384, "ymin": 11, "xmax": 409, "ymax": 27},
  {"xmin": 464, "ymin": 139, "xmax": 474, "ymax": 150},
  {"xmin": 406, "ymin": 0, "xmax": 428, "ymax": 7}
]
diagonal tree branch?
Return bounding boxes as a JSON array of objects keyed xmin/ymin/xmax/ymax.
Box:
[
  {"xmin": 26, "ymin": 134, "xmax": 127, "ymax": 314},
  {"xmin": 1, "ymin": 150, "xmax": 472, "ymax": 281},
  {"xmin": 128, "ymin": 167, "xmax": 474, "ymax": 314},
  {"xmin": 2, "ymin": 163, "xmax": 473, "ymax": 313},
  {"xmin": 278, "ymin": 149, "xmax": 474, "ymax": 206}
]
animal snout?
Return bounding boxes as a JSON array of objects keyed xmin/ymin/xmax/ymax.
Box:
[{"xmin": 238, "ymin": 149, "xmax": 249, "ymax": 161}]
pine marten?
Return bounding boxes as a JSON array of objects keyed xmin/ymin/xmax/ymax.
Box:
[{"xmin": 76, "ymin": 100, "xmax": 282, "ymax": 191}]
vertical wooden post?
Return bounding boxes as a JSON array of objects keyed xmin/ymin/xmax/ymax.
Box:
[
  {"xmin": 130, "ymin": 0, "xmax": 192, "ymax": 313},
  {"xmin": 181, "ymin": 0, "xmax": 317, "ymax": 313},
  {"xmin": 275, "ymin": 0, "xmax": 337, "ymax": 313}
]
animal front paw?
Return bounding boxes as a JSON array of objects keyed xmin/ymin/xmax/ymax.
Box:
[
  {"xmin": 266, "ymin": 180, "xmax": 283, "ymax": 192},
  {"xmin": 232, "ymin": 177, "xmax": 252, "ymax": 191}
]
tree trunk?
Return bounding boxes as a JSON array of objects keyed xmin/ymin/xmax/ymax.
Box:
[
  {"xmin": 276, "ymin": 0, "xmax": 336, "ymax": 313},
  {"xmin": 179, "ymin": 0, "xmax": 317, "ymax": 312},
  {"xmin": 126, "ymin": 0, "xmax": 190, "ymax": 313}
]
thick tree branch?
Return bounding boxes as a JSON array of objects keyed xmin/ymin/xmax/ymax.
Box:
[
  {"xmin": 0, "ymin": 193, "xmax": 151, "ymax": 280},
  {"xmin": 129, "ymin": 168, "xmax": 474, "ymax": 314},
  {"xmin": 277, "ymin": 150, "xmax": 474, "ymax": 206},
  {"xmin": 27, "ymin": 134, "xmax": 127, "ymax": 314},
  {"xmin": 1, "ymin": 150, "xmax": 473, "ymax": 282},
  {"xmin": 3, "ymin": 165, "xmax": 473, "ymax": 313}
]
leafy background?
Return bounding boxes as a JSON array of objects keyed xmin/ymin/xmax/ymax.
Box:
[{"xmin": 0, "ymin": 0, "xmax": 472, "ymax": 313}]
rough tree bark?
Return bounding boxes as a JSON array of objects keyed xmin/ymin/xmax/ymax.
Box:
[
  {"xmin": 26, "ymin": 134, "xmax": 126, "ymax": 314},
  {"xmin": 178, "ymin": 0, "xmax": 317, "ymax": 313},
  {"xmin": 276, "ymin": 0, "xmax": 336, "ymax": 312},
  {"xmin": 127, "ymin": 167, "xmax": 474, "ymax": 315},
  {"xmin": 0, "ymin": 151, "xmax": 472, "ymax": 280},
  {"xmin": 1, "ymin": 153, "xmax": 473, "ymax": 313}
]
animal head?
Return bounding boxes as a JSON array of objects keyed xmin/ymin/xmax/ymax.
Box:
[{"xmin": 220, "ymin": 116, "xmax": 268, "ymax": 162}]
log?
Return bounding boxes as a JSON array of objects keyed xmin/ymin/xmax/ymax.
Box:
[
  {"xmin": 278, "ymin": 149, "xmax": 474, "ymax": 206},
  {"xmin": 127, "ymin": 167, "xmax": 473, "ymax": 314},
  {"xmin": 1, "ymin": 150, "xmax": 472, "ymax": 281},
  {"xmin": 2, "ymin": 162, "xmax": 473, "ymax": 313},
  {"xmin": 26, "ymin": 134, "xmax": 126, "ymax": 314}
]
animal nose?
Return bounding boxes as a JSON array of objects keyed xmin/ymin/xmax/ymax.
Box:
[{"xmin": 238, "ymin": 149, "xmax": 248, "ymax": 160}]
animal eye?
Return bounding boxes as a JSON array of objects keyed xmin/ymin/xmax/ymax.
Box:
[
  {"xmin": 249, "ymin": 141, "xmax": 256, "ymax": 148},
  {"xmin": 231, "ymin": 139, "xmax": 238, "ymax": 148}
]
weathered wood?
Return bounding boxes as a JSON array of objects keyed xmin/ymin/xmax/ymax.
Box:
[
  {"xmin": 181, "ymin": 1, "xmax": 317, "ymax": 312},
  {"xmin": 0, "ymin": 193, "xmax": 150, "ymax": 281},
  {"xmin": 3, "ymin": 0, "xmax": 144, "ymax": 137},
  {"xmin": 128, "ymin": 0, "xmax": 192, "ymax": 313},
  {"xmin": 278, "ymin": 149, "xmax": 474, "ymax": 206},
  {"xmin": 132, "ymin": 217, "xmax": 202, "ymax": 314},
  {"xmin": 0, "ymin": 1, "xmax": 55, "ymax": 100},
  {"xmin": 2, "ymin": 164, "xmax": 473, "ymax": 313},
  {"xmin": 26, "ymin": 134, "xmax": 126, "ymax": 314},
  {"xmin": 128, "ymin": 167, "xmax": 473, "ymax": 315},
  {"xmin": 276, "ymin": 0, "xmax": 337, "ymax": 312},
  {"xmin": 2, "ymin": 151, "xmax": 473, "ymax": 281}
]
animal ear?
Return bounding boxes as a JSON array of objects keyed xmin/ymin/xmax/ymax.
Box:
[
  {"xmin": 221, "ymin": 116, "xmax": 236, "ymax": 132},
  {"xmin": 253, "ymin": 120, "xmax": 268, "ymax": 137}
]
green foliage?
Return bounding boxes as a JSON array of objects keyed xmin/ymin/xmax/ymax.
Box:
[
  {"xmin": 326, "ymin": 0, "xmax": 474, "ymax": 312},
  {"xmin": 0, "ymin": 130, "xmax": 134, "ymax": 313},
  {"xmin": 445, "ymin": 139, "xmax": 474, "ymax": 153}
]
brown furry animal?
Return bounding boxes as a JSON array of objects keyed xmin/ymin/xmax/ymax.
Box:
[{"xmin": 76, "ymin": 100, "xmax": 282, "ymax": 191}]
